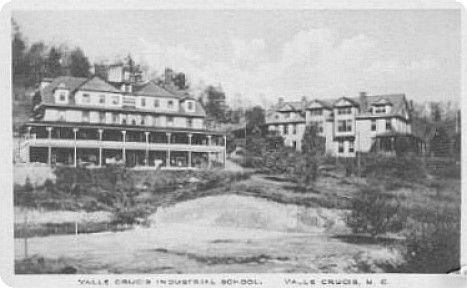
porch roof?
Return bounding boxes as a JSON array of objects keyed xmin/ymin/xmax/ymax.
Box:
[{"xmin": 23, "ymin": 121, "xmax": 226, "ymax": 136}]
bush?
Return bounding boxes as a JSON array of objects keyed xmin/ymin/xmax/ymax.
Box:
[
  {"xmin": 346, "ymin": 185, "xmax": 403, "ymax": 237},
  {"xmin": 363, "ymin": 155, "xmax": 427, "ymax": 181},
  {"xmin": 401, "ymin": 206, "xmax": 460, "ymax": 273}
]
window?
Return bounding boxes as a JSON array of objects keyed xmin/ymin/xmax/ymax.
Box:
[
  {"xmin": 99, "ymin": 112, "xmax": 105, "ymax": 123},
  {"xmin": 349, "ymin": 141, "xmax": 355, "ymax": 153},
  {"xmin": 121, "ymin": 115, "xmax": 127, "ymax": 125},
  {"xmin": 59, "ymin": 92, "xmax": 67, "ymax": 102},
  {"xmin": 309, "ymin": 109, "xmax": 323, "ymax": 116},
  {"xmin": 154, "ymin": 99, "xmax": 160, "ymax": 108},
  {"xmin": 284, "ymin": 112, "xmax": 291, "ymax": 118},
  {"xmin": 112, "ymin": 96, "xmax": 120, "ymax": 105},
  {"xmin": 338, "ymin": 141, "xmax": 344, "ymax": 153},
  {"xmin": 99, "ymin": 95, "xmax": 106, "ymax": 104},
  {"xmin": 318, "ymin": 122, "xmax": 323, "ymax": 133},
  {"xmin": 386, "ymin": 119, "xmax": 392, "ymax": 131},
  {"xmin": 168, "ymin": 100, "xmax": 174, "ymax": 110},
  {"xmin": 337, "ymin": 120, "xmax": 352, "ymax": 132},
  {"xmin": 82, "ymin": 111, "xmax": 90, "ymax": 122},
  {"xmin": 153, "ymin": 116, "xmax": 158, "ymax": 126},
  {"xmin": 371, "ymin": 119, "xmax": 377, "ymax": 131},
  {"xmin": 337, "ymin": 107, "xmax": 352, "ymax": 115},
  {"xmin": 187, "ymin": 118, "xmax": 193, "ymax": 128},
  {"xmin": 167, "ymin": 116, "xmax": 174, "ymax": 126},
  {"xmin": 131, "ymin": 119, "xmax": 137, "ymax": 125},
  {"xmin": 292, "ymin": 141, "xmax": 297, "ymax": 149},
  {"xmin": 141, "ymin": 98, "xmax": 146, "ymax": 107},
  {"xmin": 187, "ymin": 101, "xmax": 195, "ymax": 112},
  {"xmin": 141, "ymin": 117, "xmax": 145, "ymax": 125},
  {"xmin": 112, "ymin": 113, "xmax": 118, "ymax": 123},
  {"xmin": 374, "ymin": 105, "xmax": 387, "ymax": 114},
  {"xmin": 58, "ymin": 111, "xmax": 66, "ymax": 121},
  {"xmin": 292, "ymin": 124, "xmax": 297, "ymax": 134},
  {"xmin": 82, "ymin": 93, "xmax": 90, "ymax": 103},
  {"xmin": 283, "ymin": 124, "xmax": 288, "ymax": 135}
]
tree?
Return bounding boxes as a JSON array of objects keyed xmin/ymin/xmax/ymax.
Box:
[
  {"xmin": 301, "ymin": 124, "xmax": 325, "ymax": 184},
  {"xmin": 173, "ymin": 72, "xmax": 189, "ymax": 90},
  {"xmin": 430, "ymin": 126, "xmax": 450, "ymax": 157},
  {"xmin": 204, "ymin": 85, "xmax": 227, "ymax": 123},
  {"xmin": 431, "ymin": 102, "xmax": 442, "ymax": 122},
  {"xmin": 245, "ymin": 106, "xmax": 265, "ymax": 134},
  {"xmin": 45, "ymin": 46, "xmax": 63, "ymax": 78},
  {"xmin": 346, "ymin": 185, "xmax": 403, "ymax": 238},
  {"xmin": 12, "ymin": 19, "xmax": 26, "ymax": 83},
  {"xmin": 69, "ymin": 47, "xmax": 90, "ymax": 77},
  {"xmin": 25, "ymin": 42, "xmax": 47, "ymax": 86}
]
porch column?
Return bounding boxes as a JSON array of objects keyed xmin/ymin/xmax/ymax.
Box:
[
  {"xmin": 188, "ymin": 133, "xmax": 192, "ymax": 168},
  {"xmin": 145, "ymin": 132, "xmax": 150, "ymax": 166},
  {"xmin": 121, "ymin": 131, "xmax": 126, "ymax": 164},
  {"xmin": 46, "ymin": 127, "xmax": 52, "ymax": 166},
  {"xmin": 207, "ymin": 135, "xmax": 212, "ymax": 168},
  {"xmin": 98, "ymin": 129, "xmax": 103, "ymax": 167},
  {"xmin": 166, "ymin": 132, "xmax": 171, "ymax": 167},
  {"xmin": 223, "ymin": 135, "xmax": 227, "ymax": 169},
  {"xmin": 73, "ymin": 128, "xmax": 78, "ymax": 167},
  {"xmin": 27, "ymin": 126, "xmax": 32, "ymax": 139}
]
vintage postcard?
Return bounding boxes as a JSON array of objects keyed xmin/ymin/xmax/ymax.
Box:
[{"xmin": 0, "ymin": 0, "xmax": 466, "ymax": 287}]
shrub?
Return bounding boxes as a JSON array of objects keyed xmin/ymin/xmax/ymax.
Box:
[
  {"xmin": 363, "ymin": 155, "xmax": 426, "ymax": 181},
  {"xmin": 111, "ymin": 207, "xmax": 148, "ymax": 225},
  {"xmin": 346, "ymin": 185, "xmax": 403, "ymax": 237},
  {"xmin": 401, "ymin": 205, "xmax": 460, "ymax": 273}
]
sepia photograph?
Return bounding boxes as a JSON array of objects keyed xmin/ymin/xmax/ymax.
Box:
[{"xmin": 7, "ymin": 3, "xmax": 463, "ymax": 277}]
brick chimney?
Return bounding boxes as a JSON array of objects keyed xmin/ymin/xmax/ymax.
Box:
[
  {"xmin": 359, "ymin": 91, "xmax": 368, "ymax": 112},
  {"xmin": 278, "ymin": 97, "xmax": 284, "ymax": 106}
]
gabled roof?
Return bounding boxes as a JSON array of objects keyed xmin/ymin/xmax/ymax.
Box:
[
  {"xmin": 333, "ymin": 96, "xmax": 360, "ymax": 107},
  {"xmin": 361, "ymin": 94, "xmax": 407, "ymax": 117},
  {"xmin": 307, "ymin": 99, "xmax": 333, "ymax": 110},
  {"xmin": 41, "ymin": 76, "xmax": 88, "ymax": 104},
  {"xmin": 133, "ymin": 81, "xmax": 175, "ymax": 98},
  {"xmin": 275, "ymin": 101, "xmax": 306, "ymax": 112},
  {"xmin": 79, "ymin": 76, "xmax": 121, "ymax": 93}
]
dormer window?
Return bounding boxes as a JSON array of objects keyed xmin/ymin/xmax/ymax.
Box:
[
  {"xmin": 337, "ymin": 107, "xmax": 352, "ymax": 115},
  {"xmin": 59, "ymin": 92, "xmax": 66, "ymax": 102},
  {"xmin": 309, "ymin": 109, "xmax": 322, "ymax": 116},
  {"xmin": 186, "ymin": 100, "xmax": 195, "ymax": 112},
  {"xmin": 373, "ymin": 105, "xmax": 387, "ymax": 114},
  {"xmin": 168, "ymin": 100, "xmax": 174, "ymax": 110}
]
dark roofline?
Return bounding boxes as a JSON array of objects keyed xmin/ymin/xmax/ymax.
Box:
[
  {"xmin": 333, "ymin": 96, "xmax": 359, "ymax": 107},
  {"xmin": 24, "ymin": 121, "xmax": 225, "ymax": 135},
  {"xmin": 36, "ymin": 103, "xmax": 206, "ymax": 118}
]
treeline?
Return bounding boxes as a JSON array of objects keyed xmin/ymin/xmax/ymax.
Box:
[{"xmin": 12, "ymin": 19, "xmax": 91, "ymax": 88}]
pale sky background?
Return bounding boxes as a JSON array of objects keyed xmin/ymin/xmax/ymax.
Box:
[{"xmin": 12, "ymin": 10, "xmax": 460, "ymax": 107}]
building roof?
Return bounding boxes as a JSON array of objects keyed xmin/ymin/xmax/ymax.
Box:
[
  {"xmin": 41, "ymin": 76, "xmax": 88, "ymax": 104},
  {"xmin": 38, "ymin": 76, "xmax": 206, "ymax": 117},
  {"xmin": 79, "ymin": 76, "xmax": 121, "ymax": 93},
  {"xmin": 266, "ymin": 93, "xmax": 409, "ymax": 124},
  {"xmin": 133, "ymin": 81, "xmax": 176, "ymax": 98}
]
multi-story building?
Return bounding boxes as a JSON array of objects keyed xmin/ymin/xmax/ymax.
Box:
[
  {"xmin": 18, "ymin": 69, "xmax": 226, "ymax": 169},
  {"xmin": 266, "ymin": 92, "xmax": 424, "ymax": 156}
]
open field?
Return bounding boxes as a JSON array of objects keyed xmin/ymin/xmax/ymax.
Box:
[{"xmin": 14, "ymin": 157, "xmax": 460, "ymax": 273}]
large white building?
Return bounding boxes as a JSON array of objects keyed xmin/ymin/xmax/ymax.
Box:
[
  {"xmin": 265, "ymin": 92, "xmax": 424, "ymax": 157},
  {"xmin": 18, "ymin": 66, "xmax": 226, "ymax": 169}
]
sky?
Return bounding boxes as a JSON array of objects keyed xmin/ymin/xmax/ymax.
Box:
[{"xmin": 12, "ymin": 9, "xmax": 461, "ymax": 107}]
